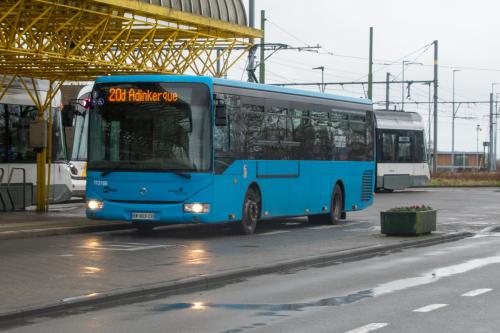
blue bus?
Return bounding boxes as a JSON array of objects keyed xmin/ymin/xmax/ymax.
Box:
[{"xmin": 86, "ymin": 75, "xmax": 375, "ymax": 234}]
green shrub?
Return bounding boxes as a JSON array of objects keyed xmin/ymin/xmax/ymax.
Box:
[{"xmin": 386, "ymin": 205, "xmax": 433, "ymax": 212}]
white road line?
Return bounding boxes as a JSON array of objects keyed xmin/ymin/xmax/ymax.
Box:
[
  {"xmin": 308, "ymin": 222, "xmax": 364, "ymax": 230},
  {"xmin": 308, "ymin": 225, "xmax": 338, "ymax": 230},
  {"xmin": 413, "ymin": 304, "xmax": 448, "ymax": 313},
  {"xmin": 62, "ymin": 292, "xmax": 100, "ymax": 303},
  {"xmin": 344, "ymin": 323, "xmax": 389, "ymax": 333},
  {"xmin": 258, "ymin": 230, "xmax": 290, "ymax": 236},
  {"xmin": 462, "ymin": 288, "xmax": 492, "ymax": 297}
]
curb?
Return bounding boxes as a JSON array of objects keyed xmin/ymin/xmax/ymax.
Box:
[
  {"xmin": 0, "ymin": 231, "xmax": 473, "ymax": 328},
  {"xmin": 0, "ymin": 223, "xmax": 133, "ymax": 240}
]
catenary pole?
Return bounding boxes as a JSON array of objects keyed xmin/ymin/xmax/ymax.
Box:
[
  {"xmin": 247, "ymin": 0, "xmax": 256, "ymax": 82},
  {"xmin": 385, "ymin": 72, "xmax": 390, "ymax": 110},
  {"xmin": 490, "ymin": 93, "xmax": 494, "ymax": 170},
  {"xmin": 368, "ymin": 27, "xmax": 373, "ymax": 100},
  {"xmin": 259, "ymin": 10, "xmax": 266, "ymax": 84},
  {"xmin": 433, "ymin": 40, "xmax": 439, "ymax": 175}
]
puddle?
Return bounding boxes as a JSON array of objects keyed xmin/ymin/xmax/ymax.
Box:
[{"xmin": 154, "ymin": 255, "xmax": 500, "ymax": 314}]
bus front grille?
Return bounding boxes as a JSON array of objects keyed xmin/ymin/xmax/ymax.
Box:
[{"xmin": 361, "ymin": 170, "xmax": 373, "ymax": 202}]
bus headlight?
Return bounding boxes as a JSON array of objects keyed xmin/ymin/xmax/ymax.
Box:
[
  {"xmin": 184, "ymin": 203, "xmax": 210, "ymax": 214},
  {"xmin": 86, "ymin": 199, "xmax": 104, "ymax": 210}
]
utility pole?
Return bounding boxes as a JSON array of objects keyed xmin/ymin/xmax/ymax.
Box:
[
  {"xmin": 476, "ymin": 124, "xmax": 482, "ymax": 170},
  {"xmin": 247, "ymin": 0, "xmax": 256, "ymax": 82},
  {"xmin": 385, "ymin": 72, "xmax": 390, "ymax": 110},
  {"xmin": 490, "ymin": 92, "xmax": 495, "ymax": 170},
  {"xmin": 312, "ymin": 66, "xmax": 325, "ymax": 92},
  {"xmin": 451, "ymin": 69, "xmax": 460, "ymax": 172},
  {"xmin": 368, "ymin": 27, "xmax": 373, "ymax": 100},
  {"xmin": 259, "ymin": 10, "xmax": 266, "ymax": 84},
  {"xmin": 216, "ymin": 48, "xmax": 221, "ymax": 77},
  {"xmin": 421, "ymin": 82, "xmax": 432, "ymax": 162},
  {"xmin": 432, "ymin": 40, "xmax": 439, "ymax": 175}
]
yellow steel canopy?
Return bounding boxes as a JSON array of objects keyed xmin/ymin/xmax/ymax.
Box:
[
  {"xmin": 0, "ymin": 0, "xmax": 262, "ymax": 212},
  {"xmin": 0, "ymin": 0, "xmax": 262, "ymax": 81}
]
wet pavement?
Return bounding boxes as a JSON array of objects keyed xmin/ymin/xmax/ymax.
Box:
[
  {"xmin": 5, "ymin": 229, "xmax": 500, "ymax": 333},
  {"xmin": 0, "ymin": 187, "xmax": 498, "ymax": 323}
]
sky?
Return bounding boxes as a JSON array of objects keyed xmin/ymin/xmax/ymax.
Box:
[{"xmin": 225, "ymin": 0, "xmax": 500, "ymax": 156}]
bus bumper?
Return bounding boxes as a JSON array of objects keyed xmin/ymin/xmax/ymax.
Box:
[{"xmin": 85, "ymin": 199, "xmax": 218, "ymax": 224}]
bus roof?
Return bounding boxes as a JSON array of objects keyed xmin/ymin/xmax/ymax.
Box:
[
  {"xmin": 374, "ymin": 110, "xmax": 425, "ymax": 131},
  {"xmin": 95, "ymin": 75, "xmax": 372, "ymax": 106}
]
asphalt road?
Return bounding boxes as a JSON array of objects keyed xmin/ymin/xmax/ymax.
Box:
[
  {"xmin": 0, "ymin": 187, "xmax": 499, "ymax": 331},
  {"xmin": 4, "ymin": 228, "xmax": 500, "ymax": 332}
]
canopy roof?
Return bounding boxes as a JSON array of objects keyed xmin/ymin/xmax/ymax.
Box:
[
  {"xmin": 137, "ymin": 0, "xmax": 247, "ymax": 25},
  {"xmin": 0, "ymin": 0, "xmax": 262, "ymax": 81}
]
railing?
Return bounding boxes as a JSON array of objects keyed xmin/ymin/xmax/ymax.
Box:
[
  {"xmin": 7, "ymin": 168, "xmax": 27, "ymax": 211},
  {"xmin": 0, "ymin": 167, "xmax": 5, "ymax": 212}
]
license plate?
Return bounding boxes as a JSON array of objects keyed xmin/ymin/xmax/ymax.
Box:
[{"xmin": 131, "ymin": 212, "xmax": 155, "ymax": 220}]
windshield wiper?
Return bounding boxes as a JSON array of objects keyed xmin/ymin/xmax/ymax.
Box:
[{"xmin": 173, "ymin": 171, "xmax": 191, "ymax": 179}]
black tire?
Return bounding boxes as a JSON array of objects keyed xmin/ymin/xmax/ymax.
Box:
[
  {"xmin": 238, "ymin": 188, "xmax": 260, "ymax": 235},
  {"xmin": 307, "ymin": 184, "xmax": 343, "ymax": 225},
  {"xmin": 329, "ymin": 184, "xmax": 343, "ymax": 224}
]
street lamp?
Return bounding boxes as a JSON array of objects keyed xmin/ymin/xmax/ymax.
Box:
[
  {"xmin": 451, "ymin": 69, "xmax": 460, "ymax": 172},
  {"xmin": 402, "ymin": 61, "xmax": 423, "ymax": 111},
  {"xmin": 476, "ymin": 125, "xmax": 482, "ymax": 170},
  {"xmin": 313, "ymin": 66, "xmax": 325, "ymax": 93}
]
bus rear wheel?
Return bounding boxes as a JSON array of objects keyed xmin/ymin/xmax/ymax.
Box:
[
  {"xmin": 307, "ymin": 184, "xmax": 343, "ymax": 225},
  {"xmin": 238, "ymin": 188, "xmax": 260, "ymax": 235}
]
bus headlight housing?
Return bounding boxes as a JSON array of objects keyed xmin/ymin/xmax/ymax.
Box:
[
  {"xmin": 184, "ymin": 203, "xmax": 210, "ymax": 214},
  {"xmin": 86, "ymin": 199, "xmax": 104, "ymax": 210}
]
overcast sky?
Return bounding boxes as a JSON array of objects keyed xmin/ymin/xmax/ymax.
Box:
[{"xmin": 226, "ymin": 0, "xmax": 500, "ymax": 155}]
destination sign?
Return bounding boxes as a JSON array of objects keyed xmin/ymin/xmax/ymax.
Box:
[{"xmin": 107, "ymin": 88, "xmax": 178, "ymax": 103}]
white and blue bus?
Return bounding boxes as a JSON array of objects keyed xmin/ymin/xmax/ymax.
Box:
[
  {"xmin": 375, "ymin": 110, "xmax": 430, "ymax": 192},
  {"xmin": 86, "ymin": 75, "xmax": 375, "ymax": 234},
  {"xmin": 68, "ymin": 84, "xmax": 93, "ymax": 197},
  {"xmin": 1, "ymin": 77, "xmax": 73, "ymax": 209}
]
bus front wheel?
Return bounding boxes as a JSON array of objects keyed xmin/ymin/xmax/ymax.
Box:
[{"xmin": 239, "ymin": 188, "xmax": 260, "ymax": 235}]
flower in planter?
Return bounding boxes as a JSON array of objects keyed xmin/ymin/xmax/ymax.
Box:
[{"xmin": 386, "ymin": 205, "xmax": 433, "ymax": 213}]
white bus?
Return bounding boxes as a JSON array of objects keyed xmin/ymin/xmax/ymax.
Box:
[
  {"xmin": 68, "ymin": 84, "xmax": 93, "ymax": 197},
  {"xmin": 375, "ymin": 110, "xmax": 430, "ymax": 192},
  {"xmin": 0, "ymin": 77, "xmax": 73, "ymax": 208}
]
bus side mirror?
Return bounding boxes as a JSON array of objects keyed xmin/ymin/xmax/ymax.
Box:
[
  {"xmin": 62, "ymin": 104, "xmax": 75, "ymax": 127},
  {"xmin": 215, "ymin": 97, "xmax": 227, "ymax": 126}
]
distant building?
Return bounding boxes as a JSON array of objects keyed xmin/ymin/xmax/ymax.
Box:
[{"xmin": 434, "ymin": 151, "xmax": 485, "ymax": 172}]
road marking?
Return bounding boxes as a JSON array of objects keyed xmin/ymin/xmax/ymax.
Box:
[
  {"xmin": 308, "ymin": 225, "xmax": 338, "ymax": 230},
  {"xmin": 462, "ymin": 288, "xmax": 492, "ymax": 297},
  {"xmin": 413, "ymin": 304, "xmax": 448, "ymax": 313},
  {"xmin": 344, "ymin": 323, "xmax": 389, "ymax": 333},
  {"xmin": 79, "ymin": 242, "xmax": 174, "ymax": 251},
  {"xmin": 62, "ymin": 292, "xmax": 100, "ymax": 303},
  {"xmin": 258, "ymin": 230, "xmax": 290, "ymax": 236},
  {"xmin": 308, "ymin": 222, "xmax": 364, "ymax": 230}
]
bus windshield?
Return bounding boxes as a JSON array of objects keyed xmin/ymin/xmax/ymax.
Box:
[
  {"xmin": 377, "ymin": 129, "xmax": 426, "ymax": 163},
  {"xmin": 88, "ymin": 82, "xmax": 211, "ymax": 172}
]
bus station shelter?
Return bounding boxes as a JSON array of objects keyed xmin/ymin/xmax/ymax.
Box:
[{"xmin": 0, "ymin": 0, "xmax": 262, "ymax": 211}]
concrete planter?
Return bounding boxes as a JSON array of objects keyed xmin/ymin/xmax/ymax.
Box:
[{"xmin": 380, "ymin": 210, "xmax": 437, "ymax": 236}]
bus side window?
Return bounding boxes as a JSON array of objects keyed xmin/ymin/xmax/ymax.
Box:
[
  {"xmin": 231, "ymin": 101, "xmax": 264, "ymax": 160},
  {"xmin": 214, "ymin": 94, "xmax": 239, "ymax": 173},
  {"xmin": 291, "ymin": 108, "xmax": 313, "ymax": 160}
]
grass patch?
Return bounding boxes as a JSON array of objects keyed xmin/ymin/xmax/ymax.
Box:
[{"xmin": 430, "ymin": 172, "xmax": 500, "ymax": 186}]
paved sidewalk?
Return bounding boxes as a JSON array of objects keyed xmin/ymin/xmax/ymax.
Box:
[{"xmin": 0, "ymin": 203, "xmax": 131, "ymax": 239}]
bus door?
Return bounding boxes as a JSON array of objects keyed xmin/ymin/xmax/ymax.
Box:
[{"xmin": 257, "ymin": 100, "xmax": 299, "ymax": 217}]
